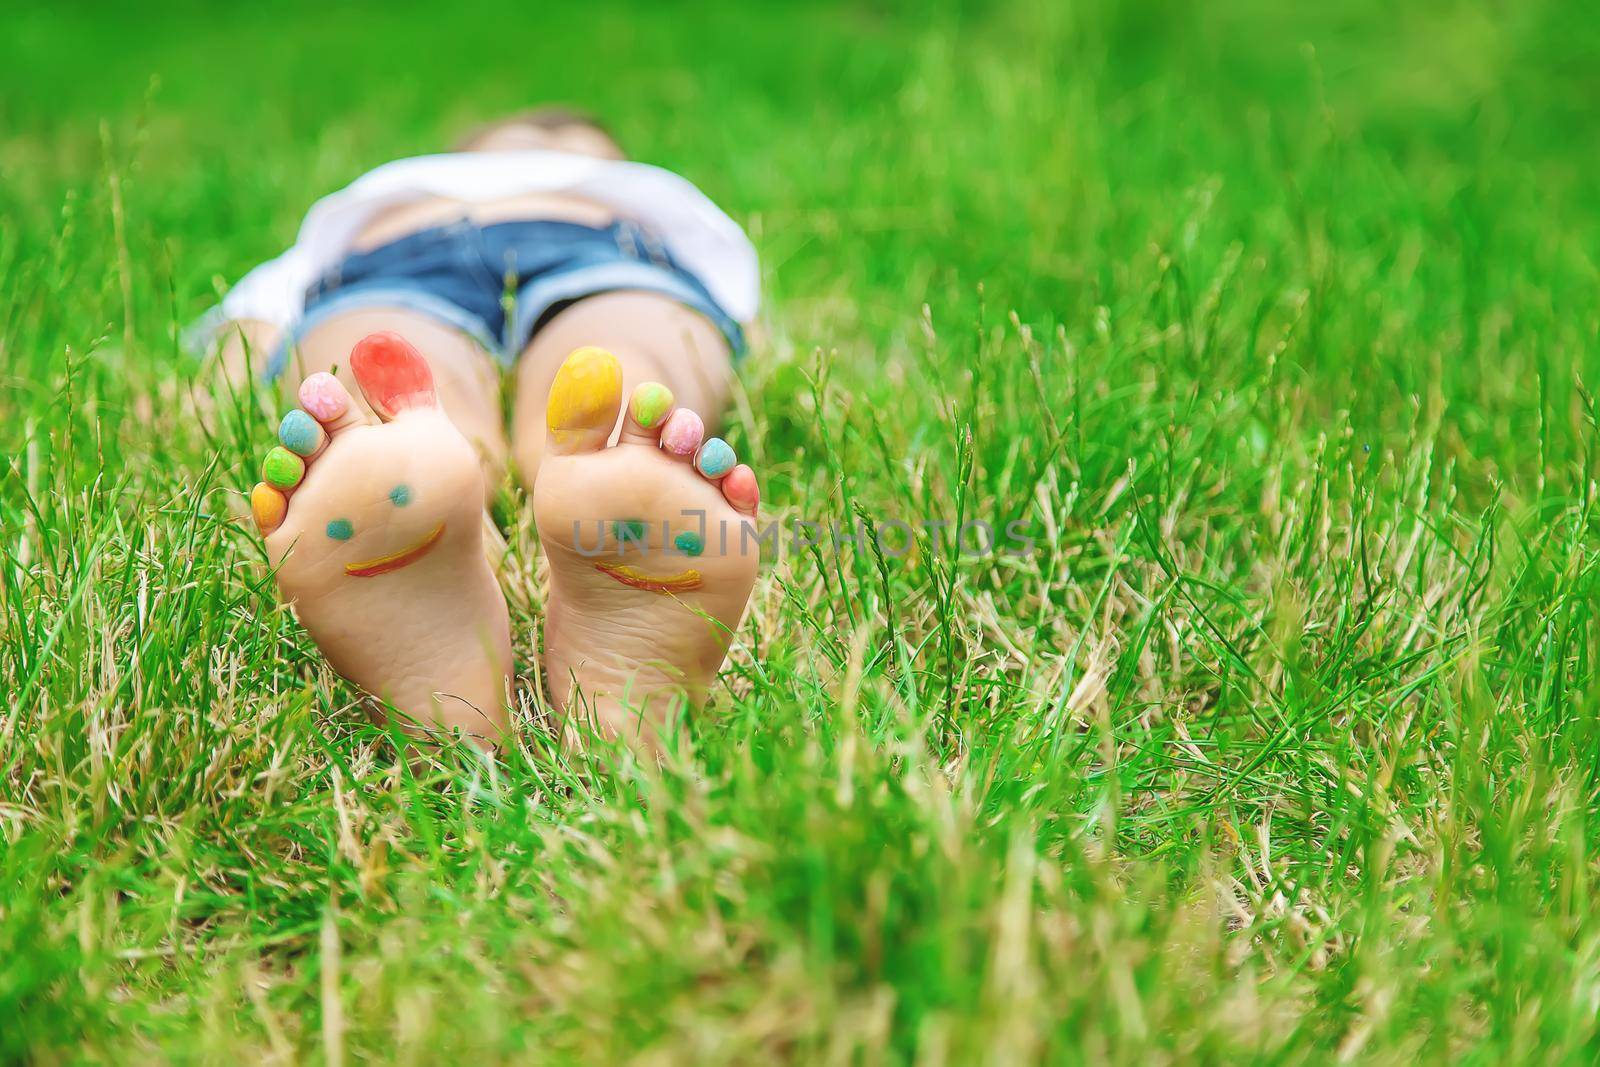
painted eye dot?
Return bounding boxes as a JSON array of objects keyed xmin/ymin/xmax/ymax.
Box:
[
  {"xmin": 674, "ymin": 531, "xmax": 705, "ymax": 557},
  {"xmin": 612, "ymin": 519, "xmax": 648, "ymax": 544},
  {"xmin": 389, "ymin": 484, "xmax": 412, "ymax": 507},
  {"xmin": 326, "ymin": 518, "xmax": 354, "ymax": 541}
]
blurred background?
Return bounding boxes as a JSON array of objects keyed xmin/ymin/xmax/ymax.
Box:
[{"xmin": 6, "ymin": 0, "xmax": 1597, "ymax": 398}]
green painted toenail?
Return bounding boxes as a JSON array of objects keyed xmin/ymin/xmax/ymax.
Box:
[
  {"xmin": 389, "ymin": 484, "xmax": 412, "ymax": 506},
  {"xmin": 326, "ymin": 518, "xmax": 354, "ymax": 541},
  {"xmin": 613, "ymin": 519, "xmax": 648, "ymax": 545},
  {"xmin": 630, "ymin": 382, "xmax": 674, "ymax": 429},
  {"xmin": 262, "ymin": 446, "xmax": 304, "ymax": 489},
  {"xmin": 674, "ymin": 530, "xmax": 704, "ymax": 556}
]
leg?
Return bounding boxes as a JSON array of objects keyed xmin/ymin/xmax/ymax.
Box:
[
  {"xmin": 213, "ymin": 319, "xmax": 283, "ymax": 383},
  {"xmin": 290, "ymin": 308, "xmax": 509, "ymax": 490},
  {"xmin": 509, "ymin": 291, "xmax": 734, "ymax": 485}
]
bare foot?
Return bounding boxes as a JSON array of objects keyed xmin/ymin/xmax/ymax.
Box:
[
  {"xmin": 249, "ymin": 332, "xmax": 513, "ymax": 745},
  {"xmin": 533, "ymin": 346, "xmax": 760, "ymax": 754}
]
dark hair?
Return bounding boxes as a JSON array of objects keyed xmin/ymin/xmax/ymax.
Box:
[{"xmin": 451, "ymin": 107, "xmax": 623, "ymax": 155}]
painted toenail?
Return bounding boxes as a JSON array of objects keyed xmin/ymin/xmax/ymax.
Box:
[
  {"xmin": 674, "ymin": 530, "xmax": 705, "ymax": 556},
  {"xmin": 250, "ymin": 483, "xmax": 287, "ymax": 533},
  {"xmin": 723, "ymin": 464, "xmax": 761, "ymax": 514},
  {"xmin": 660, "ymin": 409, "xmax": 704, "ymax": 456},
  {"xmin": 262, "ymin": 446, "xmax": 305, "ymax": 489},
  {"xmin": 389, "ymin": 484, "xmax": 412, "ymax": 506},
  {"xmin": 546, "ymin": 346, "xmax": 622, "ymax": 441},
  {"xmin": 298, "ymin": 372, "xmax": 348, "ymax": 421},
  {"xmin": 278, "ymin": 409, "xmax": 323, "ymax": 456},
  {"xmin": 696, "ymin": 438, "xmax": 736, "ymax": 478},
  {"xmin": 350, "ymin": 332, "xmax": 440, "ymax": 417},
  {"xmin": 630, "ymin": 382, "xmax": 674, "ymax": 429},
  {"xmin": 326, "ymin": 518, "xmax": 354, "ymax": 541}
]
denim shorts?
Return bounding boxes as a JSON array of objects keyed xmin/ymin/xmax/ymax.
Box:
[{"xmin": 267, "ymin": 218, "xmax": 744, "ymax": 378}]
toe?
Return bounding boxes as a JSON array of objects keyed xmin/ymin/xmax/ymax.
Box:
[
  {"xmin": 350, "ymin": 332, "xmax": 440, "ymax": 420},
  {"xmin": 695, "ymin": 437, "xmax": 737, "ymax": 480},
  {"xmin": 251, "ymin": 482, "xmax": 289, "ymax": 534},
  {"xmin": 297, "ymin": 373, "xmax": 366, "ymax": 433},
  {"xmin": 262, "ymin": 446, "xmax": 306, "ymax": 490},
  {"xmin": 546, "ymin": 346, "xmax": 623, "ymax": 455},
  {"xmin": 277, "ymin": 408, "xmax": 326, "ymax": 457},
  {"xmin": 620, "ymin": 381, "xmax": 675, "ymax": 443},
  {"xmin": 658, "ymin": 408, "xmax": 705, "ymax": 459},
  {"xmin": 721, "ymin": 464, "xmax": 760, "ymax": 515}
]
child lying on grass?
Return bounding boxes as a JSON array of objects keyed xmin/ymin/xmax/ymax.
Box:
[{"xmin": 198, "ymin": 109, "xmax": 762, "ymax": 753}]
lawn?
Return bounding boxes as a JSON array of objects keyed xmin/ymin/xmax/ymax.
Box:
[{"xmin": 4, "ymin": 0, "xmax": 1600, "ymax": 1061}]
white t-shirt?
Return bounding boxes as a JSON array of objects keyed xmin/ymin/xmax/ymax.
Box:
[{"xmin": 209, "ymin": 150, "xmax": 760, "ymax": 333}]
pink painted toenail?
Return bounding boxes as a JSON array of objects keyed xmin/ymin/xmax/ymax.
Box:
[
  {"xmin": 298, "ymin": 373, "xmax": 348, "ymax": 421},
  {"xmin": 660, "ymin": 409, "xmax": 704, "ymax": 456}
]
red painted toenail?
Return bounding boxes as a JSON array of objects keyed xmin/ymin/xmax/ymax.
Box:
[{"xmin": 350, "ymin": 332, "xmax": 439, "ymax": 417}]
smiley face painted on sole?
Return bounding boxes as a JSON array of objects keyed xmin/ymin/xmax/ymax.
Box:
[
  {"xmin": 255, "ymin": 343, "xmax": 484, "ymax": 595},
  {"xmin": 280, "ymin": 442, "xmax": 473, "ymax": 588},
  {"xmin": 319, "ymin": 483, "xmax": 441, "ymax": 578},
  {"xmin": 271, "ymin": 437, "xmax": 473, "ymax": 590},
  {"xmin": 579, "ymin": 517, "xmax": 712, "ymax": 594}
]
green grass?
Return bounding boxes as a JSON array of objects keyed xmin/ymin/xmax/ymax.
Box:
[{"xmin": 4, "ymin": 0, "xmax": 1600, "ymax": 1061}]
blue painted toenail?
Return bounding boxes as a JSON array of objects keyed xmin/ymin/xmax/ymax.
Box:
[
  {"xmin": 278, "ymin": 409, "xmax": 322, "ymax": 457},
  {"xmin": 696, "ymin": 437, "xmax": 736, "ymax": 478},
  {"xmin": 326, "ymin": 518, "xmax": 354, "ymax": 541},
  {"xmin": 389, "ymin": 484, "xmax": 412, "ymax": 507}
]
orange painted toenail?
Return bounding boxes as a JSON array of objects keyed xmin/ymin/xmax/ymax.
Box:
[{"xmin": 250, "ymin": 482, "xmax": 287, "ymax": 533}]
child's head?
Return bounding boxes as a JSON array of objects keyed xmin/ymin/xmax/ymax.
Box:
[{"xmin": 452, "ymin": 107, "xmax": 625, "ymax": 159}]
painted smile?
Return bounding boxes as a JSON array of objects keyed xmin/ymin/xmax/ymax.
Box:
[
  {"xmin": 345, "ymin": 523, "xmax": 445, "ymax": 577},
  {"xmin": 594, "ymin": 561, "xmax": 703, "ymax": 594}
]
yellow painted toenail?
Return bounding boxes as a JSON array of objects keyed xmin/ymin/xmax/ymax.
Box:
[
  {"xmin": 250, "ymin": 482, "xmax": 287, "ymax": 533},
  {"xmin": 546, "ymin": 346, "xmax": 622, "ymax": 442}
]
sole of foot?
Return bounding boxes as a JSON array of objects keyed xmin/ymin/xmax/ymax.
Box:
[
  {"xmin": 250, "ymin": 331, "xmax": 513, "ymax": 746},
  {"xmin": 533, "ymin": 346, "xmax": 761, "ymax": 756}
]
